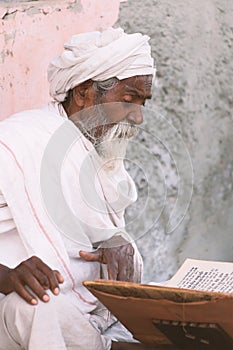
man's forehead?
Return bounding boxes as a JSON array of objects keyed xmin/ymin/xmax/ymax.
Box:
[
  {"xmin": 122, "ymin": 75, "xmax": 152, "ymax": 96},
  {"xmin": 123, "ymin": 75, "xmax": 152, "ymax": 86}
]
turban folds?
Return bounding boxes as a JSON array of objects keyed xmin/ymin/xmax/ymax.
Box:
[{"xmin": 48, "ymin": 27, "xmax": 156, "ymax": 102}]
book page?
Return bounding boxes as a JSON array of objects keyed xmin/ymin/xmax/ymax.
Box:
[{"xmin": 165, "ymin": 258, "xmax": 233, "ymax": 293}]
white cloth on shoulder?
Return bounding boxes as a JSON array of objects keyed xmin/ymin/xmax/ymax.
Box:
[
  {"xmin": 0, "ymin": 102, "xmax": 141, "ymax": 309},
  {"xmin": 0, "ymin": 102, "xmax": 143, "ymax": 348}
]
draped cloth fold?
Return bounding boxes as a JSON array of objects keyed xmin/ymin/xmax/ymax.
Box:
[{"xmin": 0, "ymin": 102, "xmax": 140, "ymax": 312}]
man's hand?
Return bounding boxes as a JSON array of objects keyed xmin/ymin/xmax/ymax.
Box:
[
  {"xmin": 1, "ymin": 256, "xmax": 64, "ymax": 305},
  {"xmin": 79, "ymin": 236, "xmax": 134, "ymax": 281}
]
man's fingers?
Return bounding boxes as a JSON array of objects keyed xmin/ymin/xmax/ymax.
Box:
[
  {"xmin": 5, "ymin": 257, "xmax": 65, "ymax": 305},
  {"xmin": 107, "ymin": 256, "xmax": 118, "ymax": 280},
  {"xmin": 54, "ymin": 270, "xmax": 64, "ymax": 284},
  {"xmin": 106, "ymin": 244, "xmax": 134, "ymax": 281},
  {"xmin": 33, "ymin": 269, "xmax": 50, "ymax": 289},
  {"xmin": 19, "ymin": 270, "xmax": 50, "ymax": 302},
  {"xmin": 12, "ymin": 275, "xmax": 47, "ymax": 304},
  {"xmin": 117, "ymin": 259, "xmax": 134, "ymax": 282},
  {"xmin": 79, "ymin": 250, "xmax": 102, "ymax": 262},
  {"xmin": 116, "ymin": 245, "xmax": 134, "ymax": 281},
  {"xmin": 50, "ymin": 270, "xmax": 64, "ymax": 295},
  {"xmin": 39, "ymin": 268, "xmax": 62, "ymax": 295},
  {"xmin": 34, "ymin": 258, "xmax": 64, "ymax": 295},
  {"xmin": 12, "ymin": 278, "xmax": 38, "ymax": 305},
  {"xmin": 80, "ymin": 242, "xmax": 135, "ymax": 282},
  {"xmin": 16, "ymin": 257, "xmax": 64, "ymax": 297}
]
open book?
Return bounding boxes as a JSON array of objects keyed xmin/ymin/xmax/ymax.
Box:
[
  {"xmin": 164, "ymin": 258, "xmax": 233, "ymax": 294},
  {"xmin": 84, "ymin": 258, "xmax": 233, "ymax": 349}
]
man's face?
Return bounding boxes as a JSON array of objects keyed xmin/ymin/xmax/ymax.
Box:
[
  {"xmin": 79, "ymin": 75, "xmax": 153, "ymax": 139},
  {"xmin": 95, "ymin": 75, "xmax": 152, "ymax": 126},
  {"xmin": 71, "ymin": 75, "xmax": 152, "ymax": 135},
  {"xmin": 71, "ymin": 75, "xmax": 153, "ymax": 169}
]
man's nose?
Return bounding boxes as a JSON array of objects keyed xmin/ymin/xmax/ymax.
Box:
[{"xmin": 126, "ymin": 106, "xmax": 143, "ymax": 125}]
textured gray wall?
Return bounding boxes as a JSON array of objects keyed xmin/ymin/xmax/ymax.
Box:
[{"xmin": 117, "ymin": 0, "xmax": 233, "ymax": 282}]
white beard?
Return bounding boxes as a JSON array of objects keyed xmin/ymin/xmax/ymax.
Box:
[
  {"xmin": 70, "ymin": 106, "xmax": 138, "ymax": 173},
  {"xmin": 95, "ymin": 122, "xmax": 138, "ymax": 172}
]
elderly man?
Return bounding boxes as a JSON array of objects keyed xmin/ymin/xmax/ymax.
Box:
[{"xmin": 0, "ymin": 28, "xmax": 155, "ymax": 349}]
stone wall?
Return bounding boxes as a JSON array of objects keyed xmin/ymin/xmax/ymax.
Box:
[{"xmin": 117, "ymin": 0, "xmax": 233, "ymax": 282}]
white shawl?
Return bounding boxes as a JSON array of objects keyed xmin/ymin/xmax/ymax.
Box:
[{"xmin": 0, "ymin": 102, "xmax": 137, "ymax": 311}]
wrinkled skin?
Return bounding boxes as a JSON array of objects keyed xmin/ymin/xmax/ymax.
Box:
[{"xmin": 80, "ymin": 235, "xmax": 135, "ymax": 281}]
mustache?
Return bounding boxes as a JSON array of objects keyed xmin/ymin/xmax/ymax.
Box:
[
  {"xmin": 104, "ymin": 122, "xmax": 138, "ymax": 141},
  {"xmin": 70, "ymin": 104, "xmax": 139, "ymax": 145},
  {"xmin": 79, "ymin": 120, "xmax": 138, "ymax": 146}
]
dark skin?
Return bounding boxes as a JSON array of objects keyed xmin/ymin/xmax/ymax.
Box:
[
  {"xmin": 65, "ymin": 75, "xmax": 152, "ymax": 128},
  {"xmin": 0, "ymin": 75, "xmax": 152, "ymax": 308},
  {"xmin": 0, "ymin": 257, "xmax": 64, "ymax": 305}
]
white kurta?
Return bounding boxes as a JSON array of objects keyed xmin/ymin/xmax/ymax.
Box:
[{"xmin": 0, "ymin": 102, "xmax": 140, "ymax": 349}]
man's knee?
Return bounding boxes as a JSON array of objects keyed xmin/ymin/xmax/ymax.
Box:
[
  {"xmin": 2, "ymin": 292, "xmax": 35, "ymax": 321},
  {"xmin": 1, "ymin": 291, "xmax": 65, "ymax": 346},
  {"xmin": 1, "ymin": 291, "xmax": 61, "ymax": 327}
]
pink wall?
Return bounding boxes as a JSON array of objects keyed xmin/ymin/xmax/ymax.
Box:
[{"xmin": 0, "ymin": 0, "xmax": 125, "ymax": 120}]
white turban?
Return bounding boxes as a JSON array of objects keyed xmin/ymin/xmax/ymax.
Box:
[{"xmin": 48, "ymin": 27, "xmax": 156, "ymax": 102}]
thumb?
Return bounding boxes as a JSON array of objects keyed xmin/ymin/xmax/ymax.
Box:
[{"xmin": 79, "ymin": 250, "xmax": 102, "ymax": 262}]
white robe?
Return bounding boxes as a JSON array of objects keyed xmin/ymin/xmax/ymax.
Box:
[{"xmin": 0, "ymin": 102, "xmax": 141, "ymax": 349}]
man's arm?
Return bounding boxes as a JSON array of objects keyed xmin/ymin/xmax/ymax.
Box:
[{"xmin": 0, "ymin": 256, "xmax": 64, "ymax": 305}]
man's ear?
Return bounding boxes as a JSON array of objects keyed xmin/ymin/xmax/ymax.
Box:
[{"xmin": 72, "ymin": 81, "xmax": 92, "ymax": 108}]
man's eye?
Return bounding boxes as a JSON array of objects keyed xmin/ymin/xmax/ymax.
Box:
[
  {"xmin": 123, "ymin": 95, "xmax": 133, "ymax": 103},
  {"xmin": 123, "ymin": 97, "xmax": 132, "ymax": 102}
]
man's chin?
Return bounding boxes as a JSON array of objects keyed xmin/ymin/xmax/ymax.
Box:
[
  {"xmin": 95, "ymin": 138, "xmax": 129, "ymax": 172},
  {"xmin": 101, "ymin": 158, "xmax": 123, "ymax": 173}
]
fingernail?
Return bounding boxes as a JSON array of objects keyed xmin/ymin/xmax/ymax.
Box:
[
  {"xmin": 31, "ymin": 299, "xmax": 38, "ymax": 305},
  {"xmin": 53, "ymin": 287, "xmax": 59, "ymax": 295},
  {"xmin": 60, "ymin": 275, "xmax": 64, "ymax": 282},
  {"xmin": 42, "ymin": 294, "xmax": 50, "ymax": 302}
]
